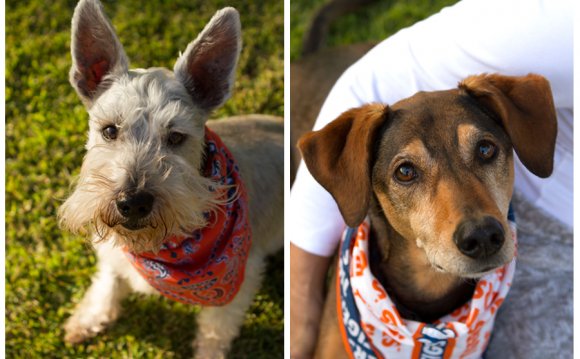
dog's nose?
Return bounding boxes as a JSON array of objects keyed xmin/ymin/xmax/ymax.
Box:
[
  {"xmin": 116, "ymin": 191, "xmax": 154, "ymax": 220},
  {"xmin": 453, "ymin": 217, "xmax": 505, "ymax": 259}
]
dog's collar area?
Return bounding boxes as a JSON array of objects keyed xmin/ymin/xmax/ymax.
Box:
[
  {"xmin": 122, "ymin": 128, "xmax": 252, "ymax": 306},
  {"xmin": 366, "ymin": 213, "xmax": 480, "ymax": 323},
  {"xmin": 382, "ymin": 280, "xmax": 477, "ymax": 324},
  {"xmin": 337, "ymin": 217, "xmax": 516, "ymax": 358}
]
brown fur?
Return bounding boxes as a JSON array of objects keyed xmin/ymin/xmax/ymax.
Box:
[
  {"xmin": 290, "ymin": 44, "xmax": 374, "ymax": 183},
  {"xmin": 298, "ymin": 74, "xmax": 557, "ymax": 356},
  {"xmin": 298, "ymin": 103, "xmax": 386, "ymax": 227},
  {"xmin": 459, "ymin": 74, "xmax": 557, "ymax": 177}
]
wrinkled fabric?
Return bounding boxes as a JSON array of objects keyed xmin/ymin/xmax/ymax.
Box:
[
  {"xmin": 125, "ymin": 127, "xmax": 251, "ymax": 306},
  {"xmin": 338, "ymin": 218, "xmax": 516, "ymax": 359}
]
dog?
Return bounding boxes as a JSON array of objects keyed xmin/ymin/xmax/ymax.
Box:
[
  {"xmin": 58, "ymin": 1, "xmax": 283, "ymax": 358},
  {"xmin": 298, "ymin": 73, "xmax": 557, "ymax": 358}
]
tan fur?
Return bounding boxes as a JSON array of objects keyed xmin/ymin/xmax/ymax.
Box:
[
  {"xmin": 457, "ymin": 123, "xmax": 478, "ymax": 163},
  {"xmin": 456, "ymin": 123, "xmax": 514, "ymax": 217}
]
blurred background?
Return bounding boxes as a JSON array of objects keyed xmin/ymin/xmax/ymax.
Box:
[
  {"xmin": 6, "ymin": 1, "xmax": 283, "ymax": 358},
  {"xmin": 290, "ymin": 0, "xmax": 458, "ymax": 61}
]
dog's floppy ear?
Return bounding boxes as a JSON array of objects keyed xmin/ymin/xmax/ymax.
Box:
[
  {"xmin": 174, "ymin": 8, "xmax": 242, "ymax": 112},
  {"xmin": 70, "ymin": 0, "xmax": 129, "ymax": 107},
  {"xmin": 298, "ymin": 104, "xmax": 387, "ymax": 227},
  {"xmin": 459, "ymin": 73, "xmax": 557, "ymax": 178}
]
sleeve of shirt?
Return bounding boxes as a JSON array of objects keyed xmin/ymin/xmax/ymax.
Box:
[{"xmin": 290, "ymin": 0, "xmax": 573, "ymax": 256}]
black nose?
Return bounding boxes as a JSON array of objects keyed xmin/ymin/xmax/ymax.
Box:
[
  {"xmin": 115, "ymin": 191, "xmax": 154, "ymax": 220},
  {"xmin": 453, "ymin": 217, "xmax": 505, "ymax": 259}
]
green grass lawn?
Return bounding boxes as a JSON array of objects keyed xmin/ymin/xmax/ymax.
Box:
[{"xmin": 6, "ymin": 0, "xmax": 282, "ymax": 358}]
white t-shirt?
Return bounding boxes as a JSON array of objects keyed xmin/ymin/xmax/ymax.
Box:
[{"xmin": 290, "ymin": 0, "xmax": 573, "ymax": 256}]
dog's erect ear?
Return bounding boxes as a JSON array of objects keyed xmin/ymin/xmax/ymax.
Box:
[
  {"xmin": 459, "ymin": 73, "xmax": 557, "ymax": 178},
  {"xmin": 70, "ymin": 0, "xmax": 129, "ymax": 107},
  {"xmin": 174, "ymin": 8, "xmax": 242, "ymax": 112},
  {"xmin": 298, "ymin": 104, "xmax": 387, "ymax": 227}
]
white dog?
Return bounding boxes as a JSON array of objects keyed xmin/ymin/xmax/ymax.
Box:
[{"xmin": 59, "ymin": 1, "xmax": 283, "ymax": 357}]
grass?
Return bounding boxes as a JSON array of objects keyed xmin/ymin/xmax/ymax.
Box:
[{"xmin": 6, "ymin": 0, "xmax": 282, "ymax": 358}]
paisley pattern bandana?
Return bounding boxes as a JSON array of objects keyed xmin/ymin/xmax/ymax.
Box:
[
  {"xmin": 124, "ymin": 127, "xmax": 252, "ymax": 306},
  {"xmin": 338, "ymin": 212, "xmax": 516, "ymax": 359}
]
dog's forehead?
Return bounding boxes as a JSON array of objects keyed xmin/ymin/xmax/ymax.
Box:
[
  {"xmin": 391, "ymin": 89, "xmax": 486, "ymax": 126},
  {"xmin": 375, "ymin": 89, "xmax": 509, "ymax": 167},
  {"xmin": 383, "ymin": 89, "xmax": 504, "ymax": 152},
  {"xmin": 88, "ymin": 68, "xmax": 200, "ymax": 129}
]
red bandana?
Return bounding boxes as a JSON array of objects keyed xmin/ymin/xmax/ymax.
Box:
[{"xmin": 123, "ymin": 127, "xmax": 252, "ymax": 306}]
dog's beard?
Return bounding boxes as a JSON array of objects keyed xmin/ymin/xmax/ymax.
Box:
[{"xmin": 58, "ymin": 160, "xmax": 230, "ymax": 253}]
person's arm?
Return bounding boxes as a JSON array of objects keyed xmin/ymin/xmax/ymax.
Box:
[{"xmin": 290, "ymin": 244, "xmax": 332, "ymax": 358}]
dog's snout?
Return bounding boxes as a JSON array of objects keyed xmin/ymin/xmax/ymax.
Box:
[
  {"xmin": 453, "ymin": 217, "xmax": 505, "ymax": 259},
  {"xmin": 116, "ymin": 191, "xmax": 154, "ymax": 220}
]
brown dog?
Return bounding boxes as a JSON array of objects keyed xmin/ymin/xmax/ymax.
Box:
[{"xmin": 298, "ymin": 74, "xmax": 557, "ymax": 357}]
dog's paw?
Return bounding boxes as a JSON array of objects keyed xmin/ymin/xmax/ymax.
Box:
[
  {"xmin": 64, "ymin": 323, "xmax": 98, "ymax": 344},
  {"xmin": 63, "ymin": 307, "xmax": 120, "ymax": 344},
  {"xmin": 64, "ymin": 319, "xmax": 102, "ymax": 344}
]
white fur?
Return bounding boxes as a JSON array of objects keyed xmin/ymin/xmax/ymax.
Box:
[
  {"xmin": 60, "ymin": 1, "xmax": 282, "ymax": 358},
  {"xmin": 59, "ymin": 68, "xmax": 223, "ymax": 253}
]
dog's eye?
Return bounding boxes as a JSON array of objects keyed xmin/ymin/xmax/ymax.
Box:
[
  {"xmin": 477, "ymin": 141, "xmax": 497, "ymax": 161},
  {"xmin": 394, "ymin": 163, "xmax": 417, "ymax": 183},
  {"xmin": 102, "ymin": 125, "xmax": 118, "ymax": 140},
  {"xmin": 168, "ymin": 132, "xmax": 186, "ymax": 146}
]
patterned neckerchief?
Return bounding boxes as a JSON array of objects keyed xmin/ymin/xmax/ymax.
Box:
[
  {"xmin": 124, "ymin": 127, "xmax": 251, "ymax": 306},
  {"xmin": 337, "ymin": 212, "xmax": 516, "ymax": 359}
]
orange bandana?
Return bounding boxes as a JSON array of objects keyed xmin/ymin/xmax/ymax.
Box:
[{"xmin": 124, "ymin": 127, "xmax": 252, "ymax": 306}]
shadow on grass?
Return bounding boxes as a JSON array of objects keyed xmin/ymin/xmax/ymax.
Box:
[{"xmin": 79, "ymin": 250, "xmax": 284, "ymax": 358}]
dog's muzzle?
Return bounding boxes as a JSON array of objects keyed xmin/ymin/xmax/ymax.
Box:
[
  {"xmin": 115, "ymin": 191, "xmax": 154, "ymax": 229},
  {"xmin": 453, "ymin": 216, "xmax": 505, "ymax": 259}
]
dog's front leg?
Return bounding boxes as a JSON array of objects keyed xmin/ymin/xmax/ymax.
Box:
[
  {"xmin": 64, "ymin": 240, "xmax": 131, "ymax": 344},
  {"xmin": 193, "ymin": 249, "xmax": 266, "ymax": 359}
]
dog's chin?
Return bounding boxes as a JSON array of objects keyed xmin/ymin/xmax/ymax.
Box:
[
  {"xmin": 457, "ymin": 265, "xmax": 503, "ymax": 279},
  {"xmin": 431, "ymin": 256, "xmax": 512, "ymax": 279},
  {"xmin": 92, "ymin": 220, "xmax": 167, "ymax": 253},
  {"xmin": 120, "ymin": 221, "xmax": 147, "ymax": 231}
]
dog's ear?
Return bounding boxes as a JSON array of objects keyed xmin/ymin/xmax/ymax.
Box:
[
  {"xmin": 70, "ymin": 0, "xmax": 129, "ymax": 107},
  {"xmin": 174, "ymin": 8, "xmax": 242, "ymax": 112},
  {"xmin": 298, "ymin": 104, "xmax": 387, "ymax": 227},
  {"xmin": 459, "ymin": 73, "xmax": 557, "ymax": 178}
]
